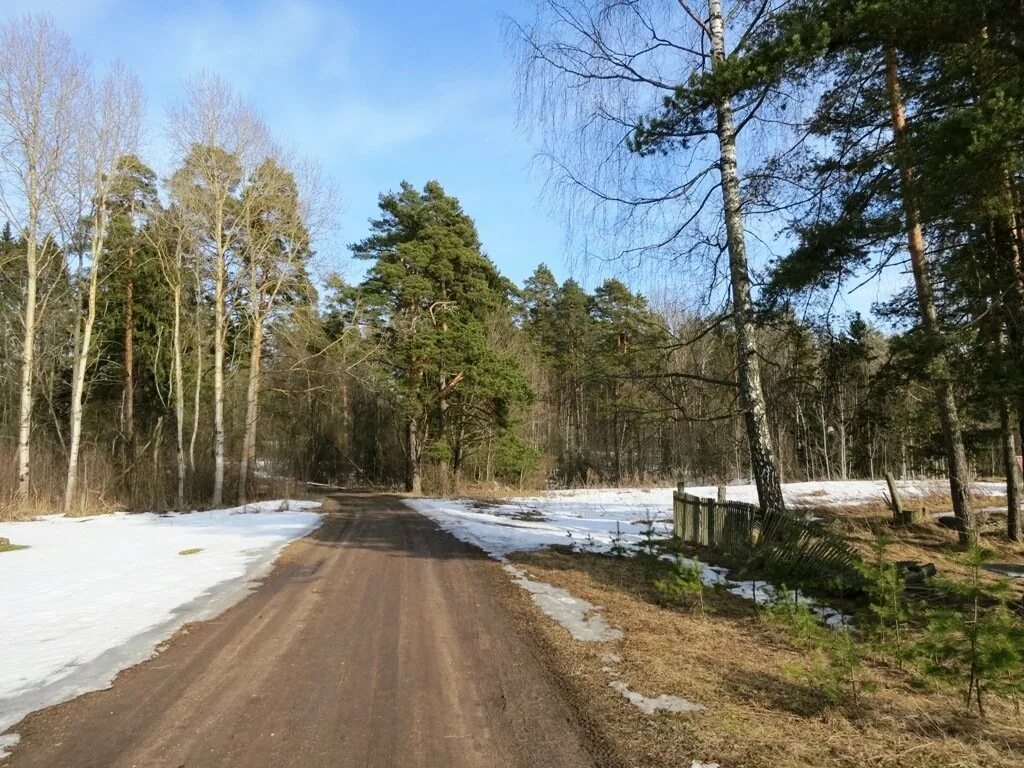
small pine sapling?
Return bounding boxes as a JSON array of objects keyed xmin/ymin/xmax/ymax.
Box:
[
  {"xmin": 770, "ymin": 589, "xmax": 873, "ymax": 710},
  {"xmin": 858, "ymin": 535, "xmax": 909, "ymax": 666},
  {"xmin": 654, "ymin": 557, "xmax": 708, "ymax": 617},
  {"xmin": 639, "ymin": 516, "xmax": 659, "ymax": 556},
  {"xmin": 915, "ymin": 542, "xmax": 1024, "ymax": 717},
  {"xmin": 608, "ymin": 521, "xmax": 627, "ymax": 557}
]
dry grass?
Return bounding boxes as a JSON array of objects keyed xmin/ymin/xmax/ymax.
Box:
[
  {"xmin": 808, "ymin": 494, "xmax": 1024, "ymax": 600},
  {"xmin": 0, "ymin": 444, "xmax": 320, "ymax": 521},
  {"xmin": 506, "ymin": 548, "xmax": 1024, "ymax": 768}
]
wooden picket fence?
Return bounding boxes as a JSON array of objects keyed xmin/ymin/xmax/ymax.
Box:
[
  {"xmin": 672, "ymin": 482, "xmax": 861, "ymax": 581},
  {"xmin": 672, "ymin": 483, "xmax": 759, "ymax": 554}
]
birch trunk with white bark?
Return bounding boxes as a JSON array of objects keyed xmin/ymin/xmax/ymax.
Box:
[
  {"xmin": 708, "ymin": 0, "xmax": 785, "ymax": 519},
  {"xmin": 63, "ymin": 213, "xmax": 106, "ymax": 513},
  {"xmin": 237, "ymin": 320, "xmax": 263, "ymax": 505}
]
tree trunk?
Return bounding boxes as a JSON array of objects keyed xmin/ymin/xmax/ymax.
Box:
[
  {"xmin": 406, "ymin": 416, "xmax": 422, "ymax": 494},
  {"xmin": 64, "ymin": 217, "xmax": 106, "ymax": 514},
  {"xmin": 123, "ymin": 247, "xmax": 135, "ymax": 477},
  {"xmin": 709, "ymin": 0, "xmax": 785, "ymax": 519},
  {"xmin": 16, "ymin": 230, "xmax": 37, "ymax": 499},
  {"xmin": 237, "ymin": 319, "xmax": 264, "ymax": 506},
  {"xmin": 999, "ymin": 399, "xmax": 1022, "ymax": 542},
  {"xmin": 172, "ymin": 282, "xmax": 186, "ymax": 511},
  {"xmin": 883, "ymin": 44, "xmax": 974, "ymax": 543},
  {"xmin": 212, "ymin": 216, "xmax": 226, "ymax": 507},
  {"xmin": 189, "ymin": 292, "xmax": 203, "ymax": 472},
  {"xmin": 838, "ymin": 389, "xmax": 848, "ymax": 480},
  {"xmin": 820, "ymin": 402, "xmax": 832, "ymax": 481}
]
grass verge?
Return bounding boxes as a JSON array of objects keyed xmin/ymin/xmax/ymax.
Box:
[{"xmin": 505, "ymin": 547, "xmax": 1024, "ymax": 768}]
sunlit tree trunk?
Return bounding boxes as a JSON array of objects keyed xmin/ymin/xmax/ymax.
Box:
[
  {"xmin": 64, "ymin": 212, "xmax": 107, "ymax": 513},
  {"xmin": 16, "ymin": 228, "xmax": 38, "ymax": 499},
  {"xmin": 171, "ymin": 280, "xmax": 186, "ymax": 511},
  {"xmin": 212, "ymin": 207, "xmax": 227, "ymax": 506},
  {"xmin": 189, "ymin": 274, "xmax": 203, "ymax": 472},
  {"xmin": 123, "ymin": 246, "xmax": 135, "ymax": 473},
  {"xmin": 709, "ymin": 0, "xmax": 785, "ymax": 519},
  {"xmin": 884, "ymin": 44, "xmax": 974, "ymax": 542},
  {"xmin": 237, "ymin": 321, "xmax": 263, "ymax": 505}
]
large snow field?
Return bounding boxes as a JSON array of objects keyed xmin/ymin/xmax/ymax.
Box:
[
  {"xmin": 408, "ymin": 479, "xmax": 1005, "ymax": 560},
  {"xmin": 0, "ymin": 499, "xmax": 322, "ymax": 740}
]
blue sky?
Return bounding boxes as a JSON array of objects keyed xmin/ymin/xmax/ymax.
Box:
[
  {"xmin": 16, "ymin": 0, "xmax": 568, "ymax": 288},
  {"xmin": 13, "ymin": 0, "xmax": 900, "ymax": 322}
]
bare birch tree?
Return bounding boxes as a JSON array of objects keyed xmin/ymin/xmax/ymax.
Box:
[
  {"xmin": 511, "ymin": 0, "xmax": 787, "ymax": 515},
  {"xmin": 235, "ymin": 157, "xmax": 322, "ymax": 504},
  {"xmin": 0, "ymin": 16, "xmax": 85, "ymax": 501},
  {"xmin": 149, "ymin": 206, "xmax": 190, "ymax": 510},
  {"xmin": 62, "ymin": 64, "xmax": 143, "ymax": 514},
  {"xmin": 168, "ymin": 75, "xmax": 269, "ymax": 506}
]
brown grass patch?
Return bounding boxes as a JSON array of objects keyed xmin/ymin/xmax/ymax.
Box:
[{"xmin": 505, "ymin": 549, "xmax": 1024, "ymax": 768}]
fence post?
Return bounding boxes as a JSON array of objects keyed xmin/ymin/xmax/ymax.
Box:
[
  {"xmin": 885, "ymin": 472, "xmax": 904, "ymax": 526},
  {"xmin": 711, "ymin": 500, "xmax": 725, "ymax": 547},
  {"xmin": 678, "ymin": 495, "xmax": 690, "ymax": 542},
  {"xmin": 698, "ymin": 498, "xmax": 710, "ymax": 546},
  {"xmin": 690, "ymin": 497, "xmax": 701, "ymax": 544}
]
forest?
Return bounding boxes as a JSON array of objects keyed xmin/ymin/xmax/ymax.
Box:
[
  {"xmin": 0, "ymin": 2, "xmax": 1022, "ymax": 550},
  {"xmin": 3, "ymin": 4, "xmax": 1024, "ymax": 766}
]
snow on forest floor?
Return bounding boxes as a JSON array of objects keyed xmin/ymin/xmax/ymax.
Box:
[
  {"xmin": 409, "ymin": 479, "xmax": 1007, "ymax": 651},
  {"xmin": 0, "ymin": 500, "xmax": 322, "ymax": 745},
  {"xmin": 411, "ymin": 479, "xmax": 1004, "ymax": 561},
  {"xmin": 686, "ymin": 478, "xmax": 1004, "ymax": 508}
]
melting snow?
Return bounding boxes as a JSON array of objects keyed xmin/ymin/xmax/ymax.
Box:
[
  {"xmin": 0, "ymin": 500, "xmax": 322, "ymax": 738},
  {"xmin": 609, "ymin": 680, "xmax": 704, "ymax": 715},
  {"xmin": 684, "ymin": 479, "xmax": 1003, "ymax": 508},
  {"xmin": 408, "ymin": 491, "xmax": 858, "ymax": 622},
  {"xmin": 503, "ymin": 564, "xmax": 622, "ymax": 642},
  {"xmin": 0, "ymin": 734, "xmax": 18, "ymax": 759}
]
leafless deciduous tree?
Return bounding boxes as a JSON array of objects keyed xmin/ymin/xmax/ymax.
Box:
[
  {"xmin": 0, "ymin": 15, "xmax": 86, "ymax": 501},
  {"xmin": 63, "ymin": 63, "xmax": 144, "ymax": 514},
  {"xmin": 235, "ymin": 156, "xmax": 325, "ymax": 504},
  {"xmin": 168, "ymin": 75, "xmax": 270, "ymax": 506},
  {"xmin": 510, "ymin": 0, "xmax": 787, "ymax": 516}
]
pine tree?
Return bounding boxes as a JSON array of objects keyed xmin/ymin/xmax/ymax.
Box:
[{"xmin": 352, "ymin": 181, "xmax": 530, "ymax": 493}]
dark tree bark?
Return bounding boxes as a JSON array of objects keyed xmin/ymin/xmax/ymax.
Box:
[{"xmin": 884, "ymin": 44, "xmax": 974, "ymax": 543}]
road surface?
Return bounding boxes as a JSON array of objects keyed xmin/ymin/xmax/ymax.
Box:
[{"xmin": 4, "ymin": 493, "xmax": 597, "ymax": 768}]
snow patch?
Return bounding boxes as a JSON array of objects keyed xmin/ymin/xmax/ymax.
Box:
[
  {"xmin": 0, "ymin": 500, "xmax": 322, "ymax": 735},
  {"xmin": 684, "ymin": 479, "xmax": 1004, "ymax": 508},
  {"xmin": 409, "ymin": 494, "xmax": 850, "ymax": 624},
  {"xmin": 609, "ymin": 680, "xmax": 704, "ymax": 715},
  {"xmin": 0, "ymin": 733, "xmax": 18, "ymax": 759},
  {"xmin": 504, "ymin": 564, "xmax": 622, "ymax": 642}
]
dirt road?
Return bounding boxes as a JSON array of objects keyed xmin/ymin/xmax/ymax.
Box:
[{"xmin": 4, "ymin": 493, "xmax": 597, "ymax": 768}]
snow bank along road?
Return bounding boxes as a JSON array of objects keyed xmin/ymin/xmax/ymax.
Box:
[
  {"xmin": 2, "ymin": 493, "xmax": 596, "ymax": 768},
  {"xmin": 0, "ymin": 500, "xmax": 323, "ymax": 743}
]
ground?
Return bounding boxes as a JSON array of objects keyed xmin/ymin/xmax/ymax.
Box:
[
  {"xmin": 507, "ymin": 548, "xmax": 1024, "ymax": 768},
  {"xmin": 2, "ymin": 483, "xmax": 1022, "ymax": 768},
  {"xmin": 0, "ymin": 494, "xmax": 599, "ymax": 768}
]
